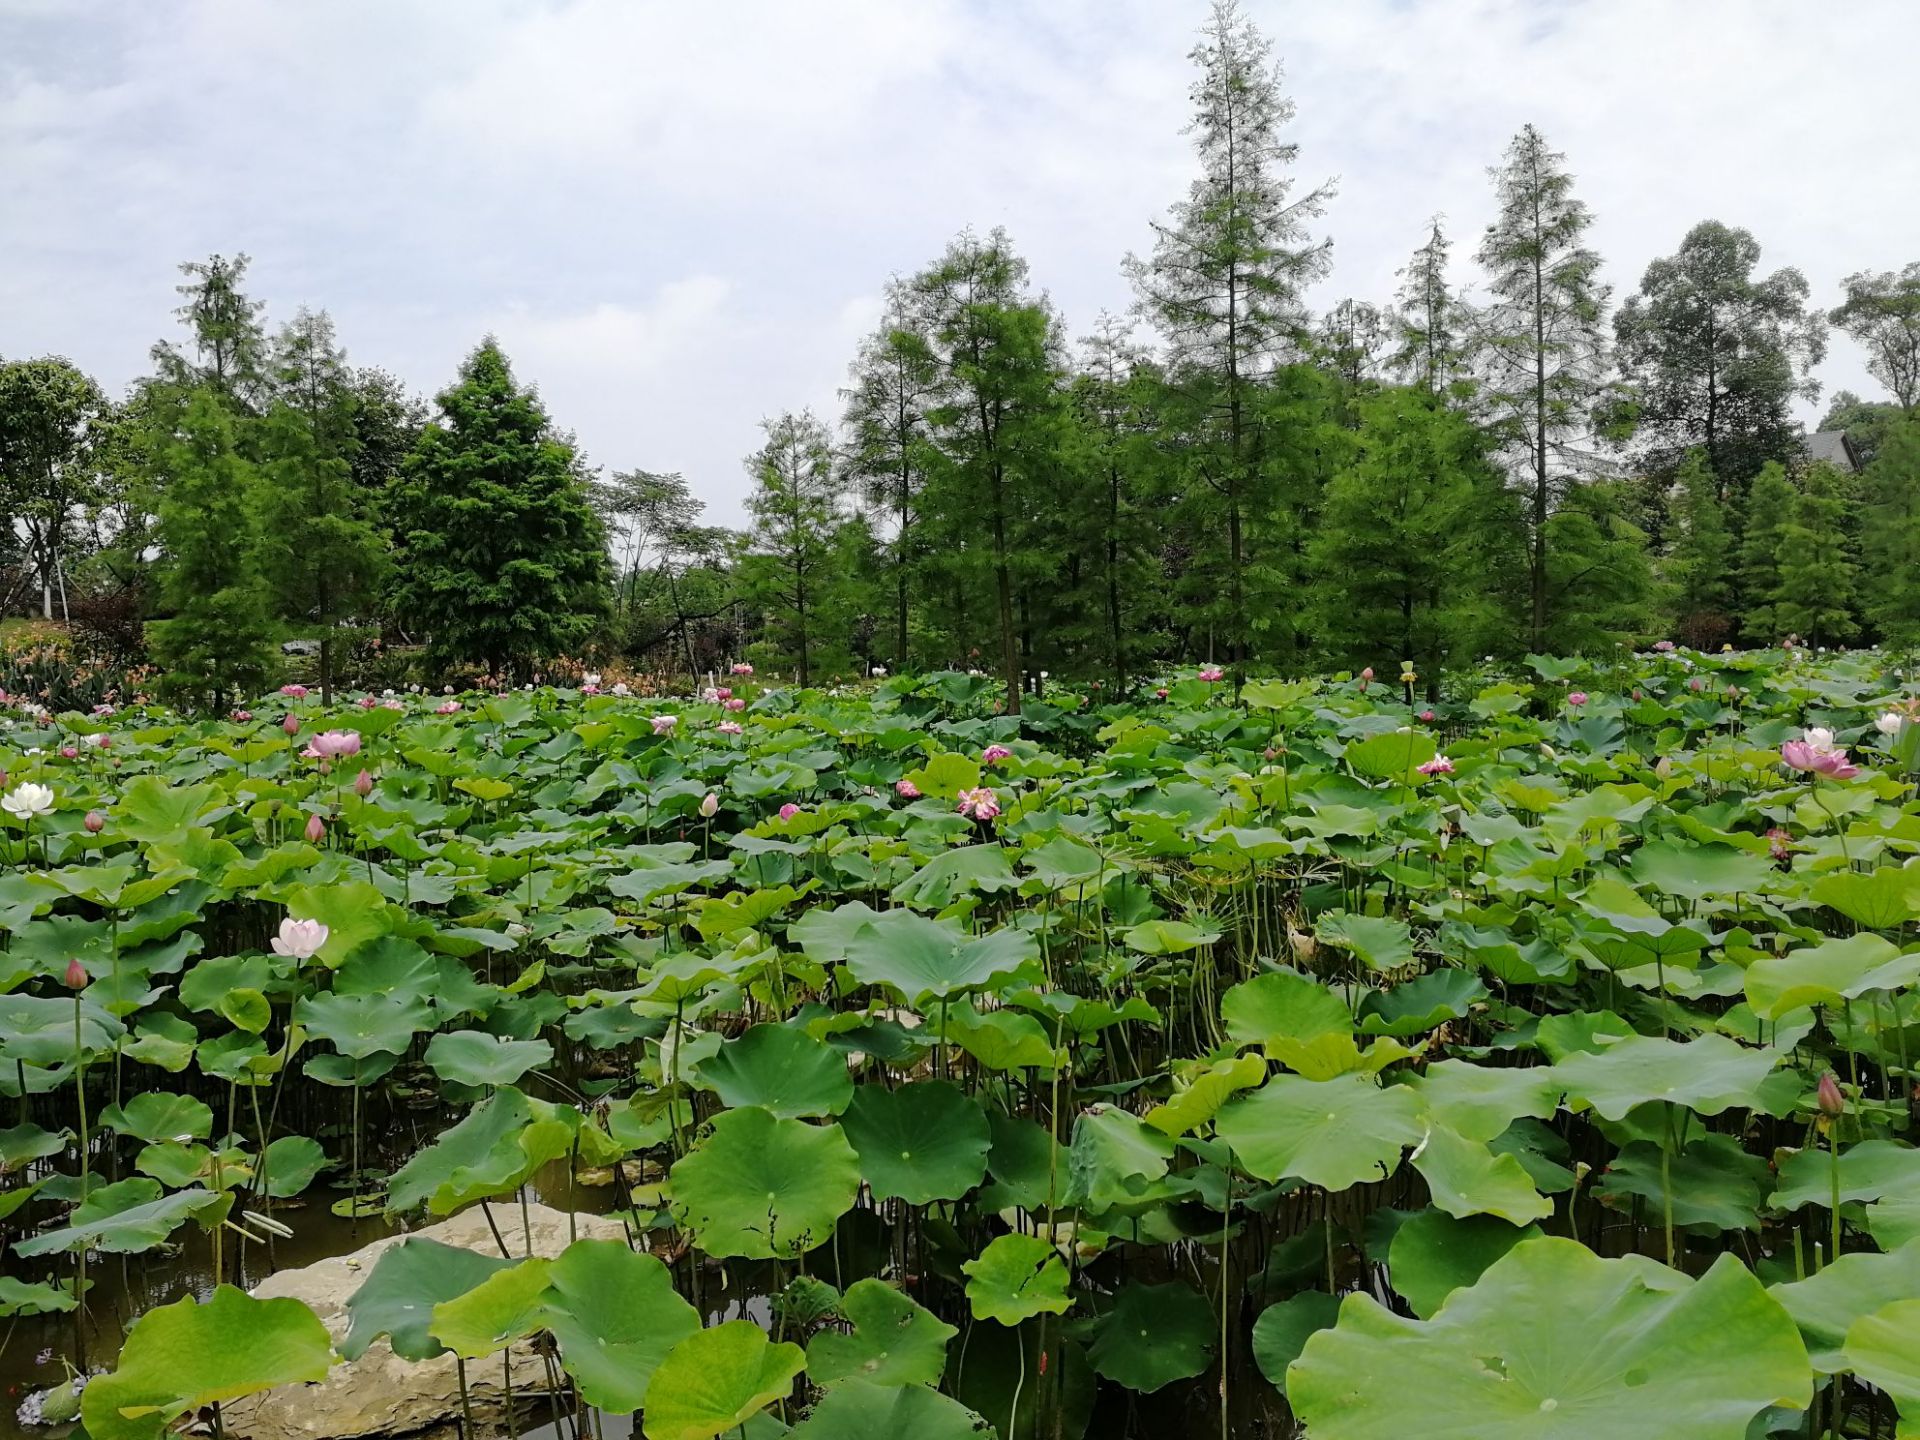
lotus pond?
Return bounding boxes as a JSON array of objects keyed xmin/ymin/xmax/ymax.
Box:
[{"xmin": 5, "ymin": 653, "xmax": 1920, "ymax": 1439}]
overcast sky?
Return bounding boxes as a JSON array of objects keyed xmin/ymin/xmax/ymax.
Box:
[{"xmin": 4, "ymin": 0, "xmax": 1915, "ymax": 524}]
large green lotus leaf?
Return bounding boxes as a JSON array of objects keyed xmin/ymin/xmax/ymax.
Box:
[
  {"xmin": 299, "ymin": 990, "xmax": 433, "ymax": 1060},
  {"xmin": 1215, "ymin": 1075, "xmax": 1425, "ymax": 1191},
  {"xmin": 0, "ymin": 993, "xmax": 122, "ymax": 1066},
  {"xmin": 1021, "ymin": 836, "xmax": 1108, "ymax": 893},
  {"xmin": 1289, "ymin": 1239, "xmax": 1812, "ymax": 1439},
  {"xmin": 1554, "ymin": 1034, "xmax": 1775, "ymax": 1121},
  {"xmin": 963, "ymin": 1232, "xmax": 1072, "ymax": 1325},
  {"xmin": 385, "ymin": 1087, "xmax": 575, "ymax": 1214},
  {"xmin": 1841, "ymin": 1299, "xmax": 1920, "ymax": 1432},
  {"xmin": 13, "ymin": 1179, "xmax": 224, "ymax": 1258},
  {"xmin": 80, "ymin": 1285, "xmax": 334, "ymax": 1440},
  {"xmin": 788, "ymin": 1378, "xmax": 992, "ymax": 1440},
  {"xmin": 1412, "ymin": 1123, "xmax": 1552, "ymax": 1225},
  {"xmin": 1743, "ymin": 933, "xmax": 1920, "ymax": 1019},
  {"xmin": 806, "ymin": 1278, "xmax": 957, "ymax": 1389},
  {"xmin": 944, "ymin": 1316, "xmax": 1097, "ymax": 1440},
  {"xmin": 428, "ymin": 1256, "xmax": 553, "ymax": 1359},
  {"xmin": 1252, "ymin": 1292, "xmax": 1341, "ymax": 1393},
  {"xmin": 100, "ymin": 1091, "xmax": 213, "ymax": 1143},
  {"xmin": 1315, "ymin": 912, "xmax": 1415, "ymax": 971},
  {"xmin": 1357, "ymin": 969, "xmax": 1488, "ymax": 1036},
  {"xmin": 890, "ymin": 843, "xmax": 1019, "ymax": 908},
  {"xmin": 938, "ymin": 1001, "xmax": 1064, "ymax": 1072},
  {"xmin": 341, "ymin": 1236, "xmax": 515, "ymax": 1361},
  {"xmin": 1122, "ymin": 917, "xmax": 1222, "ymax": 956},
  {"xmin": 1220, "ymin": 968, "xmax": 1351, "ymax": 1052},
  {"xmin": 1346, "ymin": 729, "xmax": 1437, "ymax": 783},
  {"xmin": 843, "ymin": 912, "xmax": 1038, "ymax": 1004},
  {"xmin": 982, "ymin": 1112, "xmax": 1071, "ymax": 1212},
  {"xmin": 643, "ymin": 1321, "xmax": 806, "ymax": 1440},
  {"xmin": 1771, "ymin": 1140, "xmax": 1920, "ymax": 1210},
  {"xmin": 1268, "ymin": 1030, "xmax": 1415, "ymax": 1081},
  {"xmin": 282, "ymin": 880, "xmax": 393, "ymax": 966},
  {"xmin": 901, "ymin": 751, "xmax": 981, "ymax": 799},
  {"xmin": 1144, "ymin": 1054, "xmax": 1267, "ymax": 1136},
  {"xmin": 1628, "ymin": 841, "xmax": 1773, "ymax": 902},
  {"xmin": 839, "ymin": 1080, "xmax": 989, "ymax": 1204},
  {"xmin": 424, "ymin": 1029, "xmax": 554, "ymax": 1088},
  {"xmin": 1081, "ymin": 1280, "xmax": 1213, "ymax": 1393},
  {"xmin": 0, "ymin": 1120, "xmax": 67, "ymax": 1167},
  {"xmin": 1388, "ymin": 1210, "xmax": 1542, "ymax": 1319},
  {"xmin": 691, "ymin": 1024, "xmax": 854, "ymax": 1119},
  {"xmin": 544, "ymin": 1240, "xmax": 700, "ymax": 1412},
  {"xmin": 1409, "ymin": 1060, "xmax": 1563, "ymax": 1142},
  {"xmin": 1069, "ymin": 1104, "xmax": 1174, "ymax": 1214},
  {"xmin": 1810, "ymin": 865, "xmax": 1920, "ymax": 930},
  {"xmin": 1772, "ymin": 1243, "xmax": 1920, "ymax": 1372},
  {"xmin": 669, "ymin": 1106, "xmax": 860, "ymax": 1259},
  {"xmin": 1592, "ymin": 1135, "xmax": 1768, "ymax": 1233},
  {"xmin": 0, "ymin": 1274, "xmax": 75, "ymax": 1316},
  {"xmin": 1868, "ymin": 1194, "xmax": 1920, "ymax": 1251}
]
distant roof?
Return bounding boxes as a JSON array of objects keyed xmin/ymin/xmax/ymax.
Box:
[{"xmin": 1802, "ymin": 430, "xmax": 1860, "ymax": 471}]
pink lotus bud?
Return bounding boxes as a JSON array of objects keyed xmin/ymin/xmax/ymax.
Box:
[
  {"xmin": 699, "ymin": 792, "xmax": 719, "ymax": 818},
  {"xmin": 716, "ymin": 687, "xmax": 732, "ymax": 700},
  {"xmin": 1263, "ymin": 747, "xmax": 1278, "ymax": 760},
  {"xmin": 1418, "ymin": 709, "xmax": 1435, "ymax": 723},
  {"xmin": 64, "ymin": 957, "xmax": 87, "ymax": 990},
  {"xmin": 1817, "ymin": 1072, "xmax": 1845, "ymax": 1117},
  {"xmin": 305, "ymin": 813, "xmax": 327, "ymax": 844},
  {"xmin": 353, "ymin": 769, "xmax": 373, "ymax": 797},
  {"xmin": 895, "ymin": 778, "xmax": 922, "ymax": 799},
  {"xmin": 283, "ymin": 713, "xmax": 300, "ymax": 735},
  {"xmin": 777, "ymin": 803, "xmax": 801, "ymax": 821},
  {"xmin": 59, "ymin": 745, "xmax": 78, "ymax": 759},
  {"xmin": 1360, "ymin": 667, "xmax": 1374, "ymax": 681},
  {"xmin": 83, "ymin": 810, "xmax": 104, "ymax": 833}
]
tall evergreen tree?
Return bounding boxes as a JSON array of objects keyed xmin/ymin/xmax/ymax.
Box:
[
  {"xmin": 1664, "ymin": 449, "xmax": 1734, "ymax": 648},
  {"xmin": 1830, "ymin": 264, "xmax": 1920, "ymax": 414},
  {"xmin": 841, "ymin": 282, "xmax": 939, "ymax": 670},
  {"xmin": 149, "ymin": 254, "xmax": 271, "ymax": 412},
  {"xmin": 258, "ymin": 310, "xmax": 387, "ymax": 703},
  {"xmin": 1389, "ymin": 221, "xmax": 1468, "ymax": 400},
  {"xmin": 743, "ymin": 410, "xmax": 843, "ymax": 686},
  {"xmin": 1474, "ymin": 125, "xmax": 1613, "ymax": 651},
  {"xmin": 386, "ymin": 340, "xmax": 609, "ymax": 678},
  {"xmin": 1614, "ymin": 221, "xmax": 1826, "ymax": 492},
  {"xmin": 1738, "ymin": 461, "xmax": 1796, "ymax": 643},
  {"xmin": 1126, "ymin": 0, "xmax": 1332, "ymax": 672},
  {"xmin": 1540, "ymin": 482, "xmax": 1658, "ymax": 654},
  {"xmin": 1860, "ymin": 418, "xmax": 1920, "ymax": 646},
  {"xmin": 1772, "ymin": 465, "xmax": 1859, "ymax": 646}
]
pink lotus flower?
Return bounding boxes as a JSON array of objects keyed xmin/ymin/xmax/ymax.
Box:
[
  {"xmin": 716, "ymin": 687, "xmax": 732, "ymax": 701},
  {"xmin": 1782, "ymin": 728, "xmax": 1859, "ymax": 780},
  {"xmin": 1198, "ymin": 666, "xmax": 1224, "ymax": 683},
  {"xmin": 1567, "ymin": 692, "xmax": 1588, "ymax": 707},
  {"xmin": 280, "ymin": 684, "xmax": 308, "ymax": 699},
  {"xmin": 383, "ymin": 698, "xmax": 405, "ymax": 712},
  {"xmin": 778, "ymin": 803, "xmax": 801, "ymax": 821},
  {"xmin": 1767, "ymin": 827, "xmax": 1792, "ymax": 861},
  {"xmin": 716, "ymin": 720, "xmax": 743, "ymax": 735},
  {"xmin": 91, "ymin": 704, "xmax": 115, "ymax": 718},
  {"xmin": 1416, "ymin": 755, "xmax": 1455, "ymax": 777},
  {"xmin": 435, "ymin": 700, "xmax": 461, "ymax": 715},
  {"xmin": 652, "ymin": 714, "xmax": 678, "ymax": 735},
  {"xmin": 283, "ymin": 713, "xmax": 301, "ymax": 734},
  {"xmin": 895, "ymin": 778, "xmax": 922, "ymax": 799},
  {"xmin": 357, "ymin": 695, "xmax": 377, "ymax": 710},
  {"xmin": 305, "ymin": 813, "xmax": 327, "ymax": 844},
  {"xmin": 307, "ymin": 730, "xmax": 361, "ymax": 760},
  {"xmin": 956, "ymin": 786, "xmax": 1001, "ymax": 821},
  {"xmin": 59, "ymin": 745, "xmax": 78, "ymax": 759},
  {"xmin": 1155, "ymin": 687, "xmax": 1168, "ymax": 699},
  {"xmin": 1417, "ymin": 709, "xmax": 1435, "ymax": 723},
  {"xmin": 1652, "ymin": 640, "xmax": 1675, "ymax": 652},
  {"xmin": 731, "ymin": 662, "xmax": 754, "ymax": 676},
  {"xmin": 231, "ymin": 709, "xmax": 253, "ymax": 723},
  {"xmin": 724, "ymin": 697, "xmax": 746, "ymax": 712},
  {"xmin": 982, "ymin": 744, "xmax": 1013, "ymax": 764},
  {"xmin": 272, "ymin": 916, "xmax": 329, "ymax": 959}
]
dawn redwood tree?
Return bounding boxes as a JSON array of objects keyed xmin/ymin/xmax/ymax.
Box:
[
  {"xmin": 149, "ymin": 254, "xmax": 271, "ymax": 413},
  {"xmin": 1737, "ymin": 461, "xmax": 1796, "ymax": 643},
  {"xmin": 0, "ymin": 357, "xmax": 110, "ymax": 619},
  {"xmin": 1860, "ymin": 419, "xmax": 1920, "ymax": 646},
  {"xmin": 841, "ymin": 281, "xmax": 939, "ymax": 670},
  {"xmin": 386, "ymin": 340, "xmax": 609, "ymax": 679},
  {"xmin": 1126, "ymin": 0, "xmax": 1332, "ymax": 674},
  {"xmin": 1389, "ymin": 221, "xmax": 1470, "ymax": 401},
  {"xmin": 1772, "ymin": 464, "xmax": 1859, "ymax": 646},
  {"xmin": 743, "ymin": 409, "xmax": 843, "ymax": 686},
  {"xmin": 1830, "ymin": 264, "xmax": 1920, "ymax": 414},
  {"xmin": 258, "ymin": 310, "xmax": 386, "ymax": 703},
  {"xmin": 1664, "ymin": 449, "xmax": 1735, "ymax": 648},
  {"xmin": 913, "ymin": 229, "xmax": 1067, "ymax": 713},
  {"xmin": 1614, "ymin": 220, "xmax": 1826, "ymax": 492},
  {"xmin": 1474, "ymin": 124, "xmax": 1614, "ymax": 651}
]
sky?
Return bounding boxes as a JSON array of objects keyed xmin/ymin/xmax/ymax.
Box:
[{"xmin": 3, "ymin": 0, "xmax": 1916, "ymax": 525}]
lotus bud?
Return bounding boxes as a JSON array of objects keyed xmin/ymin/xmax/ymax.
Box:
[
  {"xmin": 59, "ymin": 745, "xmax": 78, "ymax": 759},
  {"xmin": 305, "ymin": 813, "xmax": 327, "ymax": 844},
  {"xmin": 700, "ymin": 791, "xmax": 719, "ymax": 818},
  {"xmin": 1360, "ymin": 667, "xmax": 1374, "ymax": 682},
  {"xmin": 1654, "ymin": 756, "xmax": 1673, "ymax": 780},
  {"xmin": 1817, "ymin": 1072, "xmax": 1846, "ymax": 1117},
  {"xmin": 283, "ymin": 713, "xmax": 300, "ymax": 735},
  {"xmin": 83, "ymin": 810, "xmax": 104, "ymax": 833},
  {"xmin": 64, "ymin": 957, "xmax": 87, "ymax": 990},
  {"xmin": 353, "ymin": 769, "xmax": 373, "ymax": 798}
]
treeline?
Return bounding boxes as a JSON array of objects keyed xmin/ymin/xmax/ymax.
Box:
[{"xmin": 2, "ymin": 1, "xmax": 1917, "ymax": 711}]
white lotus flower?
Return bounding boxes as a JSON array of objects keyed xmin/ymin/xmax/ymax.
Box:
[
  {"xmin": 271, "ymin": 916, "xmax": 329, "ymax": 959},
  {"xmin": 1804, "ymin": 726, "xmax": 1837, "ymax": 750},
  {"xmin": 3, "ymin": 782, "xmax": 54, "ymax": 819},
  {"xmin": 1877, "ymin": 711, "xmax": 1905, "ymax": 736}
]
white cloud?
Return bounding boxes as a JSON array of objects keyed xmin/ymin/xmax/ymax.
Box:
[{"xmin": 2, "ymin": 0, "xmax": 1915, "ymax": 525}]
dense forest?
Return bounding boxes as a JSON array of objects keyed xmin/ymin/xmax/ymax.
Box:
[{"xmin": 1, "ymin": 1, "xmax": 1916, "ymax": 714}]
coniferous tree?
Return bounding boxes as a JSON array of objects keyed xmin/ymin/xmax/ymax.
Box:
[
  {"xmin": 1861, "ymin": 419, "xmax": 1920, "ymax": 646},
  {"xmin": 1738, "ymin": 462, "xmax": 1796, "ymax": 643},
  {"xmin": 1390, "ymin": 221, "xmax": 1468, "ymax": 400},
  {"xmin": 1127, "ymin": 0, "xmax": 1332, "ymax": 673},
  {"xmin": 1772, "ymin": 465, "xmax": 1859, "ymax": 647},
  {"xmin": 150, "ymin": 392, "xmax": 276, "ymax": 708},
  {"xmin": 258, "ymin": 310, "xmax": 386, "ymax": 703},
  {"xmin": 1539, "ymin": 482, "xmax": 1657, "ymax": 654},
  {"xmin": 1664, "ymin": 449, "xmax": 1734, "ymax": 648},
  {"xmin": 1474, "ymin": 125, "xmax": 1614, "ymax": 650},
  {"xmin": 386, "ymin": 340, "xmax": 609, "ymax": 679},
  {"xmin": 1614, "ymin": 221, "xmax": 1826, "ymax": 493},
  {"xmin": 743, "ymin": 410, "xmax": 843, "ymax": 685},
  {"xmin": 150, "ymin": 254, "xmax": 271, "ymax": 413},
  {"xmin": 1830, "ymin": 265, "xmax": 1920, "ymax": 414}
]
